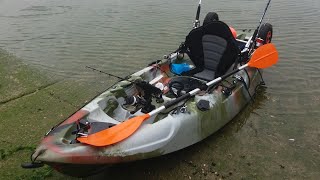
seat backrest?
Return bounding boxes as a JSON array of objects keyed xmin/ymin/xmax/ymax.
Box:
[
  {"xmin": 185, "ymin": 21, "xmax": 240, "ymax": 78},
  {"xmin": 202, "ymin": 34, "xmax": 227, "ymax": 71}
]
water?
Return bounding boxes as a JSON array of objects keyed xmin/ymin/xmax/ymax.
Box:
[{"xmin": 0, "ymin": 0, "xmax": 319, "ymax": 179}]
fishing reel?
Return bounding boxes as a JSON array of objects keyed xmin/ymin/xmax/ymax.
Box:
[
  {"xmin": 122, "ymin": 81, "xmax": 164, "ymax": 113},
  {"xmin": 123, "ymin": 95, "xmax": 156, "ymax": 114},
  {"xmin": 124, "ymin": 95, "xmax": 144, "ymax": 106}
]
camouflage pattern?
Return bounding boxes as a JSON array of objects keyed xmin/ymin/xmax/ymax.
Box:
[{"xmin": 31, "ymin": 31, "xmax": 264, "ymax": 176}]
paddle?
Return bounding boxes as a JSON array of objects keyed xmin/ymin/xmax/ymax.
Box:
[{"xmin": 77, "ymin": 43, "xmax": 278, "ymax": 147}]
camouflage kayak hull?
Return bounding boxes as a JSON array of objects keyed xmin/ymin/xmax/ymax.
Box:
[
  {"xmin": 25, "ymin": 15, "xmax": 277, "ymax": 175},
  {"xmin": 32, "ymin": 57, "xmax": 263, "ymax": 176}
]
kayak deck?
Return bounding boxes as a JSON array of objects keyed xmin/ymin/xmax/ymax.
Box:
[
  {"xmin": 32, "ymin": 54, "xmax": 262, "ymax": 161},
  {"xmin": 30, "ymin": 26, "xmax": 268, "ymax": 177}
]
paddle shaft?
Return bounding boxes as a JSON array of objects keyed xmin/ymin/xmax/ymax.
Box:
[
  {"xmin": 149, "ymin": 64, "xmax": 248, "ymax": 116},
  {"xmin": 247, "ymin": 0, "xmax": 272, "ymax": 51}
]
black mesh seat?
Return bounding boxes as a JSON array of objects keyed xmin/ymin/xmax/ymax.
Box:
[{"xmin": 182, "ymin": 21, "xmax": 241, "ymax": 81}]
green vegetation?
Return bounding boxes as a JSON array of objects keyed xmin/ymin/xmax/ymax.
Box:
[{"xmin": 0, "ymin": 49, "xmax": 107, "ymax": 179}]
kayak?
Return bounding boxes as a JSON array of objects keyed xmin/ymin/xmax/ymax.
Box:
[{"xmin": 23, "ymin": 1, "xmax": 278, "ymax": 177}]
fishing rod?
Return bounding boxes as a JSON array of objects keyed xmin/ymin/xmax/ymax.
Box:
[
  {"xmin": 86, "ymin": 66, "xmax": 163, "ymax": 105},
  {"xmin": 86, "ymin": 66, "xmax": 128, "ymax": 81},
  {"xmin": 245, "ymin": 0, "xmax": 272, "ymax": 53},
  {"xmin": 193, "ymin": 0, "xmax": 202, "ymax": 28}
]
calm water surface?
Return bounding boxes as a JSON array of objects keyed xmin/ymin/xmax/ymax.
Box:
[{"xmin": 0, "ymin": 0, "xmax": 319, "ymax": 179}]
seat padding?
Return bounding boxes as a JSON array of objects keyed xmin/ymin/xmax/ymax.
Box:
[
  {"xmin": 183, "ymin": 21, "xmax": 240, "ymax": 81},
  {"xmin": 193, "ymin": 35, "xmax": 227, "ymax": 81},
  {"xmin": 193, "ymin": 69, "xmax": 216, "ymax": 81}
]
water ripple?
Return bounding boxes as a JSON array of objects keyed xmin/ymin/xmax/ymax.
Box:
[{"xmin": 0, "ymin": 0, "xmax": 319, "ymax": 84}]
